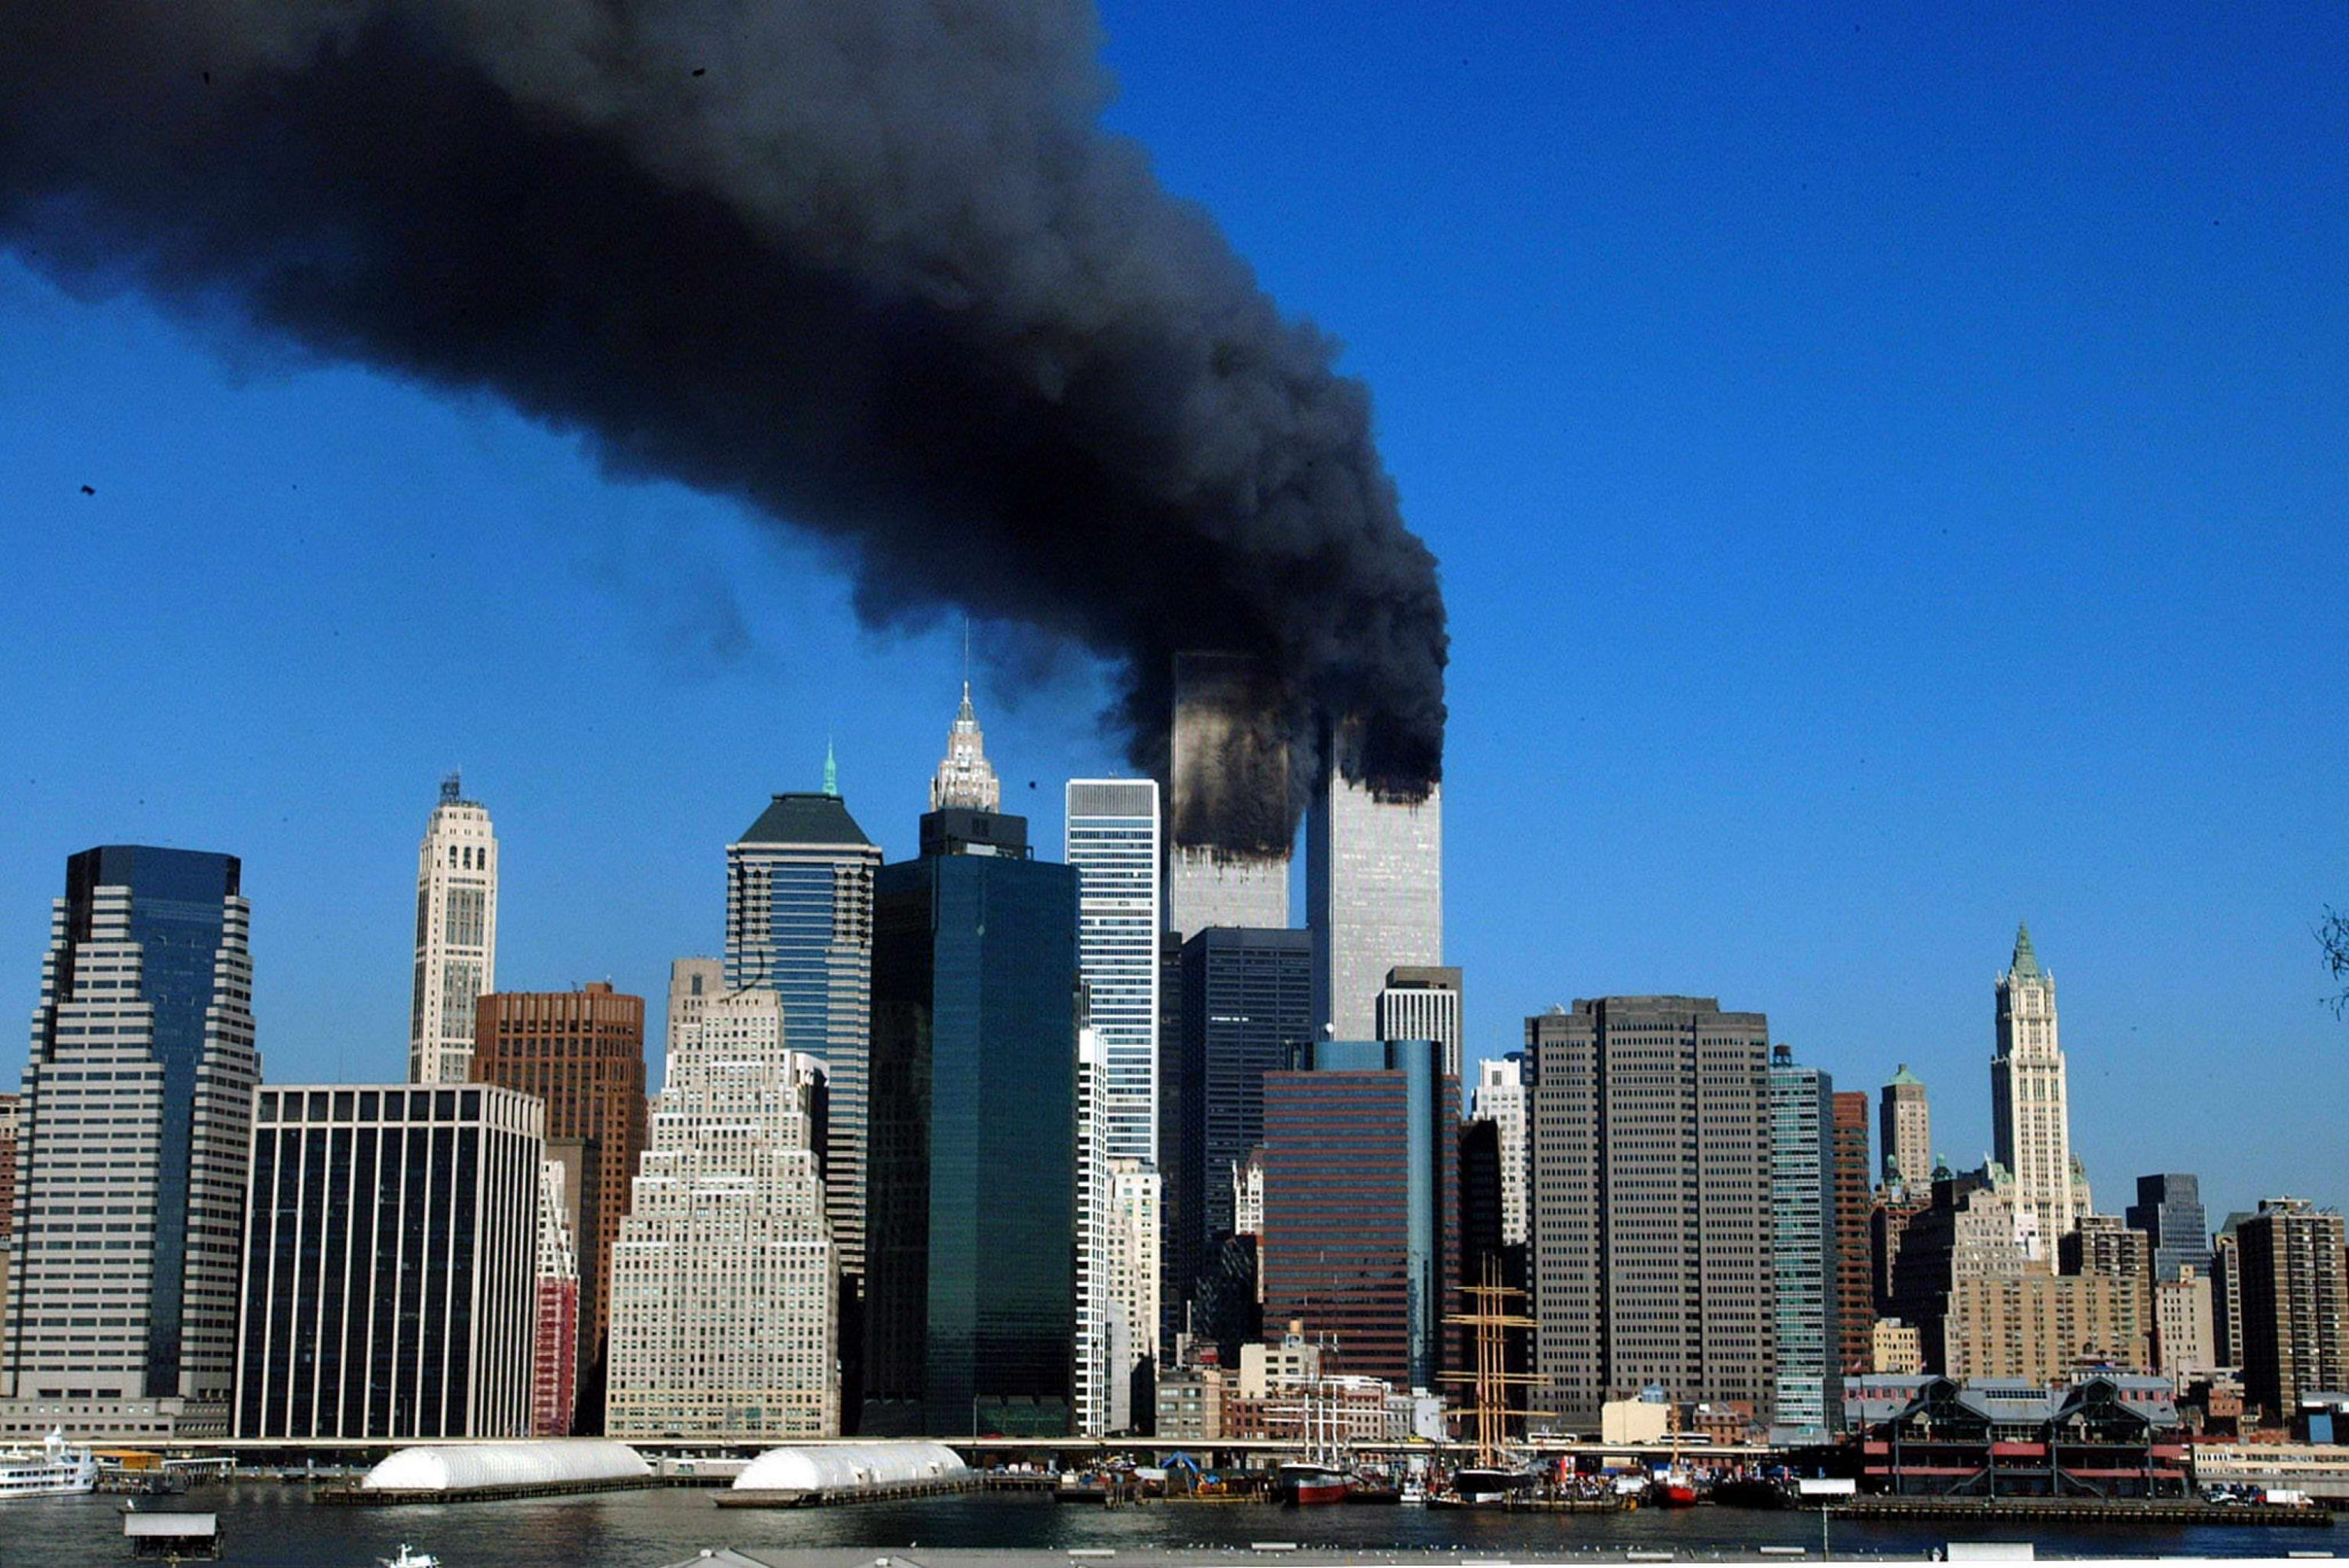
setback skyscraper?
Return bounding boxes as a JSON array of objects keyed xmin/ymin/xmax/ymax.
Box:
[
  {"xmin": 233, "ymin": 1084, "xmax": 543, "ymax": 1440},
  {"xmin": 2, "ymin": 847, "xmax": 260, "ymax": 1440},
  {"xmin": 1308, "ymin": 721, "xmax": 1442, "ymax": 1040},
  {"xmin": 725, "ymin": 780, "xmax": 882, "ymax": 1285},
  {"xmin": 864, "ymin": 795, "xmax": 1080, "ymax": 1437},
  {"xmin": 1376, "ymin": 965, "xmax": 1463, "ymax": 1080},
  {"xmin": 604, "ymin": 986, "xmax": 839, "ymax": 1440},
  {"xmin": 1992, "ymin": 923, "xmax": 2079, "ymax": 1249},
  {"xmin": 1527, "ymin": 997, "xmax": 1773, "ymax": 1429},
  {"xmin": 1066, "ymin": 779, "xmax": 1162, "ymax": 1165},
  {"xmin": 410, "ymin": 775, "xmax": 499, "ymax": 1084}
]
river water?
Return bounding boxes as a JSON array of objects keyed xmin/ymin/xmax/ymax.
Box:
[{"xmin": 8, "ymin": 1484, "xmax": 2333, "ymax": 1566}]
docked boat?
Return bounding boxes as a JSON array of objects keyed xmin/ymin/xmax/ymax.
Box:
[
  {"xmin": 1650, "ymin": 1463, "xmax": 1700, "ymax": 1508},
  {"xmin": 1276, "ymin": 1461, "xmax": 1351, "ymax": 1506},
  {"xmin": 0, "ymin": 1430, "xmax": 97, "ymax": 1498},
  {"xmin": 1451, "ymin": 1465, "xmax": 1539, "ymax": 1501}
]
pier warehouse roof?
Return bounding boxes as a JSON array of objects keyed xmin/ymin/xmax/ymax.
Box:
[
  {"xmin": 732, "ymin": 1442, "xmax": 967, "ymax": 1494},
  {"xmin": 362, "ymin": 1440, "xmax": 650, "ymax": 1492}
]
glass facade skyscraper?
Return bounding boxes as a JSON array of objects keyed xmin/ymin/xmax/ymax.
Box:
[
  {"xmin": 2126, "ymin": 1173, "xmax": 2210, "ymax": 1285},
  {"xmin": 1065, "ymin": 780, "xmax": 1160, "ymax": 1165},
  {"xmin": 725, "ymin": 790, "xmax": 880, "ymax": 1281},
  {"xmin": 864, "ymin": 811, "xmax": 1079, "ymax": 1437},
  {"xmin": 2, "ymin": 846, "xmax": 259, "ymax": 1439},
  {"xmin": 1261, "ymin": 1037, "xmax": 1457, "ymax": 1391},
  {"xmin": 1769, "ymin": 1044, "xmax": 1837, "ymax": 1439}
]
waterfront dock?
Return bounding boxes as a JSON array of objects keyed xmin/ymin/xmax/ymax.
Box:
[{"xmin": 1824, "ymin": 1494, "xmax": 2333, "ymax": 1527}]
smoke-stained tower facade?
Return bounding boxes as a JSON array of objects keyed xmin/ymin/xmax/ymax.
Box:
[
  {"xmin": 1991, "ymin": 924, "xmax": 2077, "ymax": 1250},
  {"xmin": 410, "ymin": 774, "xmax": 498, "ymax": 1084},
  {"xmin": 2, "ymin": 847, "xmax": 260, "ymax": 1439},
  {"xmin": 726, "ymin": 784, "xmax": 880, "ymax": 1284},
  {"xmin": 1165, "ymin": 654, "xmax": 1293, "ymax": 937},
  {"xmin": 1309, "ymin": 720, "xmax": 1443, "ymax": 1041}
]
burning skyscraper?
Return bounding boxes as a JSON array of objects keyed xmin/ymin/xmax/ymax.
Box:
[{"xmin": 1165, "ymin": 654, "xmax": 1294, "ymax": 937}]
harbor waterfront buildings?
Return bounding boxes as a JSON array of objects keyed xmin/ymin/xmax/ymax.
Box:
[
  {"xmin": 233, "ymin": 1083, "xmax": 543, "ymax": 1440},
  {"xmin": 408, "ymin": 777, "xmax": 499, "ymax": 1086},
  {"xmin": 1528, "ymin": 997, "xmax": 1774, "ymax": 1431},
  {"xmin": 2, "ymin": 846, "xmax": 260, "ymax": 1440},
  {"xmin": 604, "ymin": 986, "xmax": 839, "ymax": 1440}
]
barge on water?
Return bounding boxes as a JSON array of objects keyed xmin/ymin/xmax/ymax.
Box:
[
  {"xmin": 716, "ymin": 1442, "xmax": 974, "ymax": 1509},
  {"xmin": 322, "ymin": 1440, "xmax": 659, "ymax": 1505}
]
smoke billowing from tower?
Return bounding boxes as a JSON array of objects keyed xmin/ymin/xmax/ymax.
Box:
[{"xmin": 0, "ymin": 0, "xmax": 1446, "ymax": 849}]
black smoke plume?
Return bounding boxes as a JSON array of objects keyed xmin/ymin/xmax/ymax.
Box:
[{"xmin": 0, "ymin": 1, "xmax": 1445, "ymax": 835}]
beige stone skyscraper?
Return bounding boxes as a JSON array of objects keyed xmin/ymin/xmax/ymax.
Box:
[
  {"xmin": 410, "ymin": 775, "xmax": 499, "ymax": 1084},
  {"xmin": 1991, "ymin": 924, "xmax": 2077, "ymax": 1252},
  {"xmin": 1880, "ymin": 1064, "xmax": 1932, "ymax": 1187}
]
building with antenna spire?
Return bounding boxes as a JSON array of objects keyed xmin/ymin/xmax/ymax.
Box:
[{"xmin": 932, "ymin": 683, "xmax": 1001, "ymax": 811}]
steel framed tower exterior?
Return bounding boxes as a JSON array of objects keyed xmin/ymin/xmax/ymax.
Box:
[
  {"xmin": 2, "ymin": 847, "xmax": 259, "ymax": 1440},
  {"xmin": 1165, "ymin": 653, "xmax": 1291, "ymax": 938},
  {"xmin": 1768, "ymin": 1045, "xmax": 1836, "ymax": 1438},
  {"xmin": 1066, "ymin": 780, "xmax": 1162, "ymax": 1166},
  {"xmin": 410, "ymin": 775, "xmax": 498, "ymax": 1085},
  {"xmin": 1308, "ymin": 722, "xmax": 1442, "ymax": 1042}
]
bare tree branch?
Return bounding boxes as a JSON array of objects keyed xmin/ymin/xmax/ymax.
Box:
[{"xmin": 2322, "ymin": 907, "xmax": 2349, "ymax": 1018}]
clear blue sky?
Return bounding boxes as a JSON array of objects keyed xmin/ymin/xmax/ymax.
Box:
[{"xmin": 1, "ymin": 3, "xmax": 2342, "ymax": 1222}]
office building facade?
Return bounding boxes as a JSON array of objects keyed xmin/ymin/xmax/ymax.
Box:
[
  {"xmin": 1308, "ymin": 722, "xmax": 1442, "ymax": 1040},
  {"xmin": 2126, "ymin": 1173, "xmax": 2210, "ymax": 1285},
  {"xmin": 1165, "ymin": 927, "xmax": 1313, "ymax": 1332},
  {"xmin": 1066, "ymin": 779, "xmax": 1162, "ymax": 1166},
  {"xmin": 1881, "ymin": 1064, "xmax": 1931, "ymax": 1186},
  {"xmin": 3, "ymin": 847, "xmax": 260, "ymax": 1440},
  {"xmin": 864, "ymin": 807, "xmax": 1080, "ymax": 1436},
  {"xmin": 1376, "ymin": 965, "xmax": 1463, "ymax": 1080},
  {"xmin": 2235, "ymin": 1198, "xmax": 2349, "ymax": 1424},
  {"xmin": 1831, "ymin": 1090, "xmax": 1876, "ymax": 1375},
  {"xmin": 1769, "ymin": 1045, "xmax": 1837, "ymax": 1436},
  {"xmin": 1468, "ymin": 1054, "xmax": 1530, "ymax": 1248},
  {"xmin": 1527, "ymin": 997, "xmax": 1774, "ymax": 1429},
  {"xmin": 531, "ymin": 1159, "xmax": 580, "ymax": 1437},
  {"xmin": 1261, "ymin": 1039, "xmax": 1457, "ymax": 1392},
  {"xmin": 409, "ymin": 776, "xmax": 499, "ymax": 1084},
  {"xmin": 605, "ymin": 986, "xmax": 839, "ymax": 1440},
  {"xmin": 233, "ymin": 1084, "xmax": 543, "ymax": 1439},
  {"xmin": 472, "ymin": 982, "xmax": 647, "ymax": 1390},
  {"xmin": 724, "ymin": 788, "xmax": 881, "ymax": 1281},
  {"xmin": 1992, "ymin": 924, "xmax": 2079, "ymax": 1249}
]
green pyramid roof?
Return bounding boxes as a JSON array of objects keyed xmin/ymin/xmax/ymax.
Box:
[
  {"xmin": 2009, "ymin": 921, "xmax": 2044, "ymax": 979},
  {"xmin": 736, "ymin": 791, "xmax": 872, "ymax": 848},
  {"xmin": 1887, "ymin": 1062, "xmax": 1925, "ymax": 1088}
]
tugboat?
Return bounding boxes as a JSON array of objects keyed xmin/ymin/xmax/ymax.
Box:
[
  {"xmin": 379, "ymin": 1548, "xmax": 442, "ymax": 1568},
  {"xmin": 1650, "ymin": 1401, "xmax": 1699, "ymax": 1507}
]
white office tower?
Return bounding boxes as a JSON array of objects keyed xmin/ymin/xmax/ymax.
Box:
[
  {"xmin": 1232, "ymin": 1148, "xmax": 1265, "ymax": 1237},
  {"xmin": 1991, "ymin": 923, "xmax": 2078, "ymax": 1252},
  {"xmin": 1104, "ymin": 1159, "xmax": 1163, "ymax": 1433},
  {"xmin": 1376, "ymin": 965, "xmax": 1464, "ymax": 1080},
  {"xmin": 1308, "ymin": 723, "xmax": 1442, "ymax": 1040},
  {"xmin": 1067, "ymin": 780, "xmax": 1163, "ymax": 1163},
  {"xmin": 606, "ymin": 986, "xmax": 839, "ymax": 1439},
  {"xmin": 409, "ymin": 774, "xmax": 499, "ymax": 1084},
  {"xmin": 1470, "ymin": 1055, "xmax": 1531, "ymax": 1247},
  {"xmin": 2, "ymin": 848, "xmax": 258, "ymax": 1440},
  {"xmin": 932, "ymin": 683, "xmax": 1001, "ymax": 810},
  {"xmin": 1165, "ymin": 653, "xmax": 1291, "ymax": 937},
  {"xmin": 1074, "ymin": 1027, "xmax": 1112, "ymax": 1436}
]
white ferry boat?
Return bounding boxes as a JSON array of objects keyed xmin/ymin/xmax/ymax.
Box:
[{"xmin": 0, "ymin": 1429, "xmax": 97, "ymax": 1498}]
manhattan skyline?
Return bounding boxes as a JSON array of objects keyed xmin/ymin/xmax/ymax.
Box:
[{"xmin": 2, "ymin": 0, "xmax": 2344, "ymax": 1229}]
